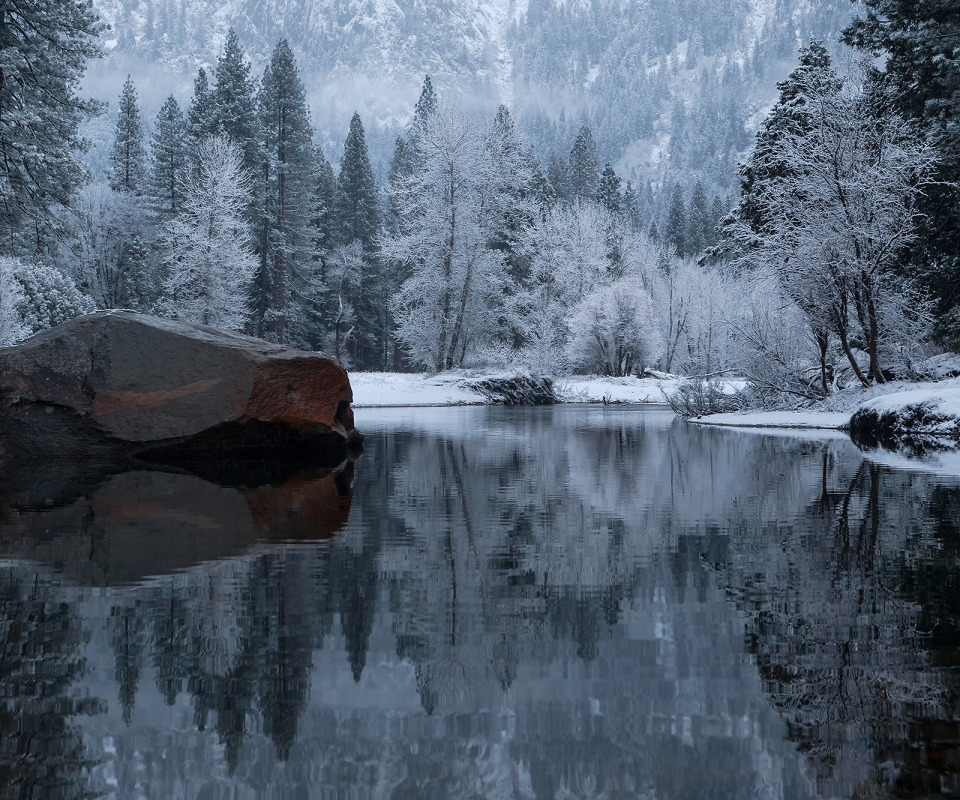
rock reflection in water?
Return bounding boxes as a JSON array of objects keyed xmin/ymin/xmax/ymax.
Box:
[
  {"xmin": 0, "ymin": 406, "xmax": 957, "ymax": 799},
  {"xmin": 0, "ymin": 459, "xmax": 354, "ymax": 585}
]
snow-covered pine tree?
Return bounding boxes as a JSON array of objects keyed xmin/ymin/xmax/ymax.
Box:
[
  {"xmin": 686, "ymin": 181, "xmax": 711, "ymax": 256},
  {"xmin": 0, "ymin": 0, "xmax": 103, "ymax": 256},
  {"xmin": 488, "ymin": 105, "xmax": 536, "ymax": 285},
  {"xmin": 596, "ymin": 163, "xmax": 623, "ymax": 215},
  {"xmin": 149, "ymin": 96, "xmax": 188, "ymax": 215},
  {"xmin": 665, "ymin": 184, "xmax": 687, "ymax": 257},
  {"xmin": 186, "ymin": 68, "xmax": 217, "ymax": 169},
  {"xmin": 335, "ymin": 112, "xmax": 382, "ymax": 367},
  {"xmin": 568, "ymin": 126, "xmax": 600, "ymax": 200},
  {"xmin": 110, "ymin": 77, "xmax": 147, "ymax": 194},
  {"xmin": 213, "ymin": 29, "xmax": 261, "ymax": 176},
  {"xmin": 159, "ymin": 136, "xmax": 257, "ymax": 331},
  {"xmin": 733, "ymin": 42, "xmax": 841, "ymax": 239},
  {"xmin": 256, "ymin": 40, "xmax": 319, "ymax": 345}
]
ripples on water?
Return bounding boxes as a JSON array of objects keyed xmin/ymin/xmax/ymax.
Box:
[{"xmin": 0, "ymin": 406, "xmax": 957, "ymax": 799}]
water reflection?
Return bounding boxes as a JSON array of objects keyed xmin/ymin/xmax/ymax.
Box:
[
  {"xmin": 0, "ymin": 406, "xmax": 956, "ymax": 799},
  {"xmin": 0, "ymin": 460, "xmax": 353, "ymax": 585}
]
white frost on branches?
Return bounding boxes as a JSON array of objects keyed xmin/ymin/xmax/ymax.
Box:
[
  {"xmin": 0, "ymin": 258, "xmax": 27, "ymax": 346},
  {"xmin": 160, "ymin": 135, "xmax": 256, "ymax": 331}
]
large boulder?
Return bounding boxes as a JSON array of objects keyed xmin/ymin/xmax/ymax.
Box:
[{"xmin": 0, "ymin": 311, "xmax": 360, "ymax": 462}]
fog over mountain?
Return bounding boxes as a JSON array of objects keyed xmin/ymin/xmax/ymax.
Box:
[{"xmin": 87, "ymin": 0, "xmax": 855, "ymax": 199}]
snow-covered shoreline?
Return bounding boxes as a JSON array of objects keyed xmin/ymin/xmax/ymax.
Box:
[
  {"xmin": 351, "ymin": 372, "xmax": 960, "ymax": 448},
  {"xmin": 350, "ymin": 371, "xmax": 701, "ymax": 408}
]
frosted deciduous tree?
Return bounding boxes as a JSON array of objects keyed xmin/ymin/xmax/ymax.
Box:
[
  {"xmin": 69, "ymin": 181, "xmax": 153, "ymax": 310},
  {"xmin": 385, "ymin": 107, "xmax": 509, "ymax": 371},
  {"xmin": 322, "ymin": 242, "xmax": 362, "ymax": 365},
  {"xmin": 160, "ymin": 136, "xmax": 256, "ymax": 331},
  {"xmin": 0, "ymin": 0, "xmax": 103, "ymax": 255},
  {"xmin": 726, "ymin": 60, "xmax": 939, "ymax": 386},
  {"xmin": 567, "ymin": 276, "xmax": 663, "ymax": 376}
]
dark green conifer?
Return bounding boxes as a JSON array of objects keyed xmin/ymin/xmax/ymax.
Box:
[
  {"xmin": 568, "ymin": 125, "xmax": 600, "ymax": 199},
  {"xmin": 149, "ymin": 96, "xmax": 187, "ymax": 214},
  {"xmin": 110, "ymin": 76, "xmax": 147, "ymax": 194}
]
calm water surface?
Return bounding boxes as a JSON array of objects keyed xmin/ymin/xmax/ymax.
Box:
[{"xmin": 0, "ymin": 406, "xmax": 958, "ymax": 799}]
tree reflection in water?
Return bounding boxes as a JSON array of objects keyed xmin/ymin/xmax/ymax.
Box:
[{"xmin": 0, "ymin": 406, "xmax": 956, "ymax": 798}]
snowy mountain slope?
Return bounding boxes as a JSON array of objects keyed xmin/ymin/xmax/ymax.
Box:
[{"xmin": 89, "ymin": 0, "xmax": 856, "ymax": 199}]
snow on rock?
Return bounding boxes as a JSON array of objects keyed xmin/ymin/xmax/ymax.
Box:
[{"xmin": 849, "ymin": 379, "xmax": 960, "ymax": 440}]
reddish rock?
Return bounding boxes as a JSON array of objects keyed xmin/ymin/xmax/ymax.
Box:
[{"xmin": 0, "ymin": 311, "xmax": 360, "ymax": 459}]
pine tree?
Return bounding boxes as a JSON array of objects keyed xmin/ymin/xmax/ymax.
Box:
[
  {"xmin": 622, "ymin": 181, "xmax": 642, "ymax": 229},
  {"xmin": 335, "ymin": 112, "xmax": 381, "ymax": 367},
  {"xmin": 0, "ymin": 0, "xmax": 103, "ymax": 255},
  {"xmin": 665, "ymin": 183, "xmax": 686, "ymax": 257},
  {"xmin": 336, "ymin": 114, "xmax": 380, "ymax": 251},
  {"xmin": 312, "ymin": 147, "xmax": 337, "ymax": 256},
  {"xmin": 256, "ymin": 40, "xmax": 318, "ymax": 345},
  {"xmin": 735, "ymin": 42, "xmax": 841, "ymax": 237},
  {"xmin": 110, "ymin": 77, "xmax": 147, "ymax": 194},
  {"xmin": 548, "ymin": 152, "xmax": 571, "ymax": 200},
  {"xmin": 213, "ymin": 29, "xmax": 260, "ymax": 175},
  {"xmin": 412, "ymin": 75, "xmax": 438, "ymax": 138},
  {"xmin": 149, "ymin": 96, "xmax": 188, "ymax": 215},
  {"xmin": 686, "ymin": 181, "xmax": 711, "ymax": 255},
  {"xmin": 568, "ymin": 126, "xmax": 600, "ymax": 199},
  {"xmin": 186, "ymin": 68, "xmax": 217, "ymax": 167},
  {"xmin": 595, "ymin": 163, "xmax": 622, "ymax": 214}
]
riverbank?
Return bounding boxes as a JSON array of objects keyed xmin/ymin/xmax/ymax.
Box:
[
  {"xmin": 350, "ymin": 371, "xmax": 960, "ymax": 446},
  {"xmin": 692, "ymin": 376, "xmax": 960, "ymax": 439},
  {"xmin": 350, "ymin": 371, "xmax": 740, "ymax": 407}
]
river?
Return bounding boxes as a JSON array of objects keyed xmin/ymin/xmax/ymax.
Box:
[{"xmin": 0, "ymin": 406, "xmax": 957, "ymax": 799}]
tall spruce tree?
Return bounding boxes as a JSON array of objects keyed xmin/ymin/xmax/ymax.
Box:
[
  {"xmin": 0, "ymin": 0, "xmax": 103, "ymax": 255},
  {"xmin": 256, "ymin": 40, "xmax": 318, "ymax": 345},
  {"xmin": 733, "ymin": 42, "xmax": 841, "ymax": 238},
  {"xmin": 686, "ymin": 181, "xmax": 711, "ymax": 255},
  {"xmin": 110, "ymin": 77, "xmax": 147, "ymax": 194},
  {"xmin": 665, "ymin": 183, "xmax": 687, "ymax": 257},
  {"xmin": 213, "ymin": 28, "xmax": 260, "ymax": 175},
  {"xmin": 336, "ymin": 112, "xmax": 381, "ymax": 367},
  {"xmin": 569, "ymin": 126, "xmax": 600, "ymax": 200},
  {"xmin": 186, "ymin": 68, "xmax": 217, "ymax": 167},
  {"xmin": 596, "ymin": 163, "xmax": 623, "ymax": 214},
  {"xmin": 149, "ymin": 96, "xmax": 188, "ymax": 215}
]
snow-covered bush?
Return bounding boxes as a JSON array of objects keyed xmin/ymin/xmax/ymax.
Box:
[
  {"xmin": 13, "ymin": 259, "xmax": 95, "ymax": 336},
  {"xmin": 567, "ymin": 276, "xmax": 663, "ymax": 376}
]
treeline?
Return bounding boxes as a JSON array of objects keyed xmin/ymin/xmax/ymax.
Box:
[{"xmin": 3, "ymin": 1, "xmax": 958, "ymax": 400}]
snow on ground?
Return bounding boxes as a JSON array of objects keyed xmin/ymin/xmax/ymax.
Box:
[
  {"xmin": 350, "ymin": 371, "xmax": 699, "ymax": 407},
  {"xmin": 691, "ymin": 411, "xmax": 850, "ymax": 430},
  {"xmin": 351, "ymin": 372, "xmax": 486, "ymax": 407}
]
